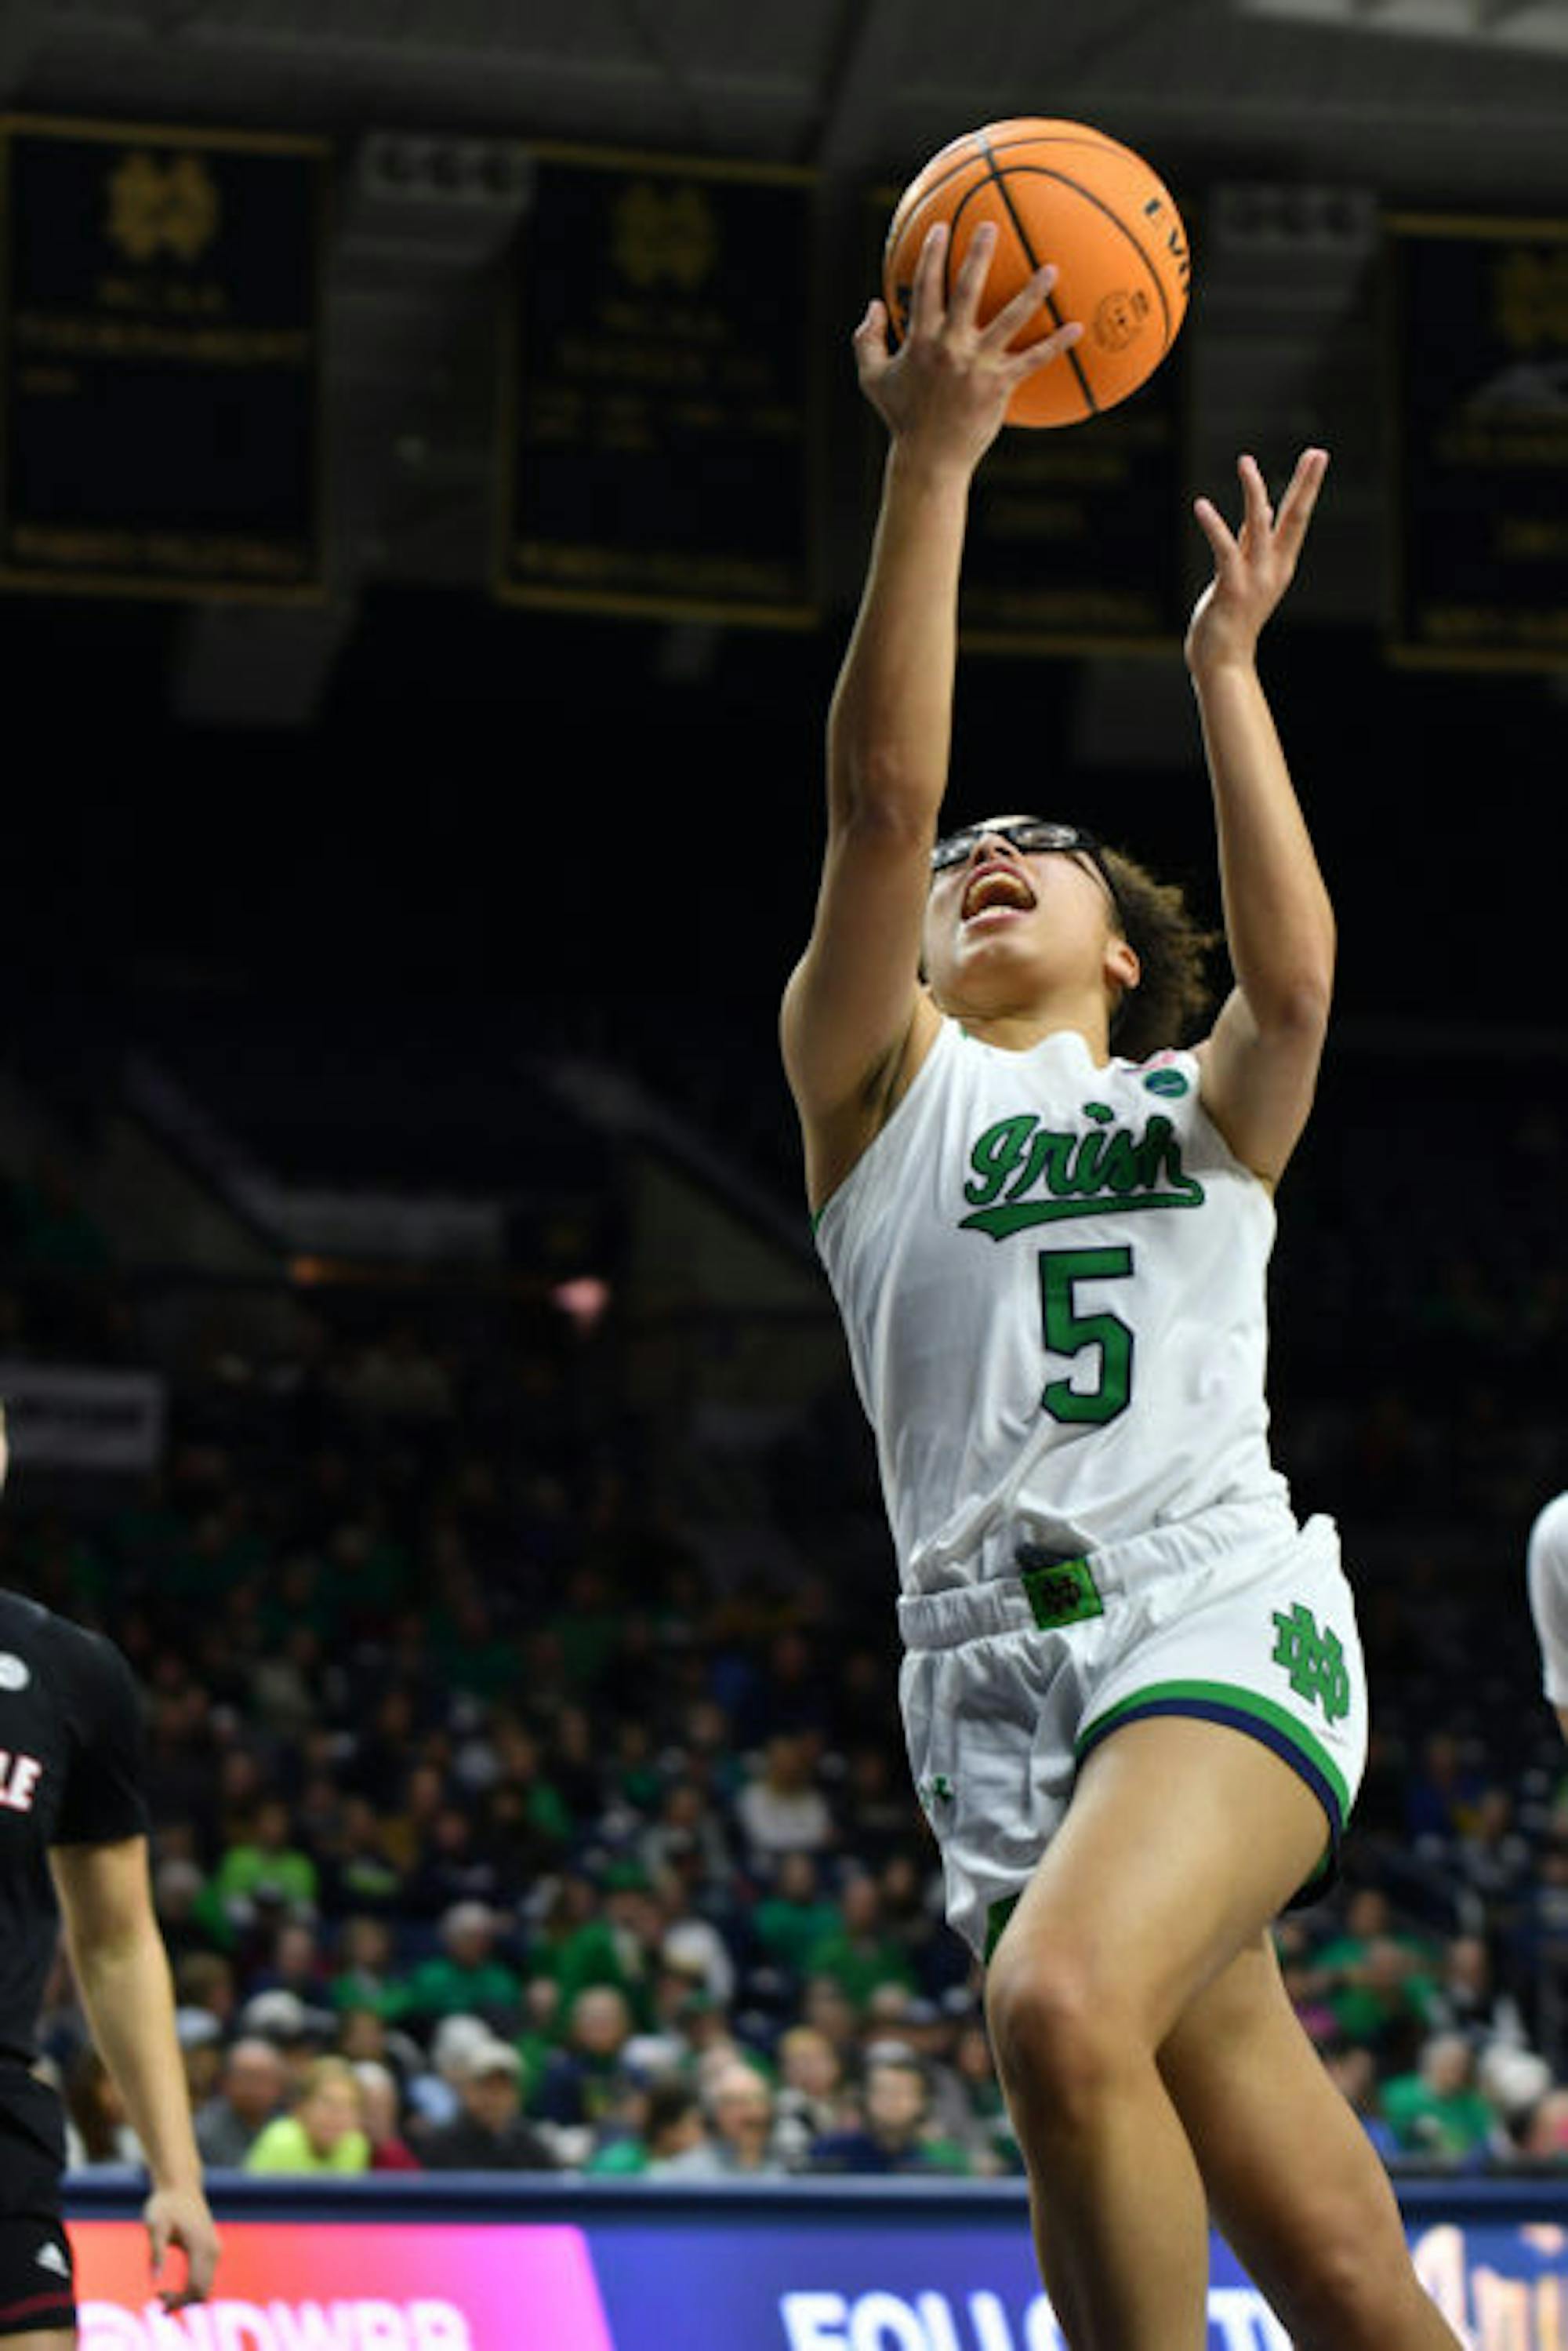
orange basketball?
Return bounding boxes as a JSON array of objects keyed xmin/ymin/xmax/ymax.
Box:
[{"xmin": 882, "ymin": 118, "xmax": 1190, "ymax": 428}]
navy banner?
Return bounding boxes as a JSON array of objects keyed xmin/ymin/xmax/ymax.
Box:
[
  {"xmin": 499, "ymin": 145, "xmax": 819, "ymax": 627},
  {"xmin": 1387, "ymin": 212, "xmax": 1568, "ymax": 670},
  {"xmin": 1, "ymin": 114, "xmax": 327, "ymax": 599}
]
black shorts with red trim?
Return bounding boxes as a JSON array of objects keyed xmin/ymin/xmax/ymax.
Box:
[{"xmin": 0, "ymin": 2070, "xmax": 74, "ymax": 2338}]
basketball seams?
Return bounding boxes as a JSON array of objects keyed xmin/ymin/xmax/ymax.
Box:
[
  {"xmin": 884, "ymin": 132, "xmax": 1150, "ymax": 253},
  {"xmin": 971, "ymin": 148, "xmax": 1096, "ymax": 422},
  {"xmin": 976, "ymin": 140, "xmax": 1177, "ymax": 359},
  {"xmin": 881, "ymin": 118, "xmax": 1186, "ymax": 429},
  {"xmin": 888, "ymin": 164, "xmax": 1179, "ymax": 362}
]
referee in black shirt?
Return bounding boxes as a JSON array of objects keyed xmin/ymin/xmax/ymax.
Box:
[{"xmin": 0, "ymin": 1412, "xmax": 217, "ymax": 2343}]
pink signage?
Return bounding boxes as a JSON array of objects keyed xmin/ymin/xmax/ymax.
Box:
[{"xmin": 71, "ymin": 2221, "xmax": 616, "ymax": 2351}]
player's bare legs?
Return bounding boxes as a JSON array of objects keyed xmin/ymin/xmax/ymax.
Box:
[
  {"xmin": 1161, "ymin": 1935, "xmax": 1461, "ymax": 2349},
  {"xmin": 984, "ymin": 1717, "xmax": 1461, "ymax": 2351}
]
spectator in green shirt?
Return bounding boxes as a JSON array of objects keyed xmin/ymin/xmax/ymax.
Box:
[
  {"xmin": 209, "ymin": 1797, "xmax": 319, "ymax": 1930},
  {"xmin": 546, "ymin": 1867, "xmax": 664, "ymax": 2029},
  {"xmin": 402, "ymin": 1902, "xmax": 523, "ymax": 2033},
  {"xmin": 1380, "ymin": 2032, "xmax": 1502, "ymax": 2167},
  {"xmin": 753, "ymin": 1852, "xmax": 841, "ymax": 1984},
  {"xmin": 1309, "ymin": 1888, "xmax": 1439, "ymax": 2064},
  {"xmin": 804, "ymin": 1871, "xmax": 918, "ymax": 2015},
  {"xmin": 328, "ymin": 1915, "xmax": 413, "ymax": 2022},
  {"xmin": 244, "ymin": 2057, "xmax": 372, "ymax": 2176}
]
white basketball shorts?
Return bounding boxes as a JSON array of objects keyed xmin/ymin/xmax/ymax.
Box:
[{"xmin": 897, "ymin": 1500, "xmax": 1369, "ymax": 1963}]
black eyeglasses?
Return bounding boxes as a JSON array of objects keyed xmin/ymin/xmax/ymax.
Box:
[{"xmin": 930, "ymin": 818, "xmax": 1123, "ymax": 921}]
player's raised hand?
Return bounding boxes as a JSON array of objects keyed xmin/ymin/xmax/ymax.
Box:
[
  {"xmin": 1186, "ymin": 449, "xmax": 1328, "ymax": 673},
  {"xmin": 853, "ymin": 220, "xmax": 1082, "ymax": 472}
]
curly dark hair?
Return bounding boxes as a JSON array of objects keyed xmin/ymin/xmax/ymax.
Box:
[{"xmin": 1101, "ymin": 846, "xmax": 1223, "ymax": 1062}]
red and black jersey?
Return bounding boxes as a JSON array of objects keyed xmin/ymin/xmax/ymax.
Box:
[{"xmin": 0, "ymin": 1590, "xmax": 147, "ymax": 2066}]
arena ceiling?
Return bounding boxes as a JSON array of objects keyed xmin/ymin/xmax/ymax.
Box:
[{"xmin": 6, "ymin": 0, "xmax": 1568, "ymax": 728}]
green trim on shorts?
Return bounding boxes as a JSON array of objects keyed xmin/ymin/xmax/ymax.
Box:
[
  {"xmin": 984, "ymin": 1892, "xmax": 1021, "ymax": 1964},
  {"xmin": 1073, "ymin": 1677, "xmax": 1353, "ymax": 1825}
]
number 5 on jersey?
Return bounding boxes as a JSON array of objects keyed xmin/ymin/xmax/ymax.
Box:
[{"xmin": 1039, "ymin": 1246, "xmax": 1134, "ymax": 1425}]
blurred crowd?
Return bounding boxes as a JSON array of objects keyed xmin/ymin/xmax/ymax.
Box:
[{"xmin": 3, "ymin": 1041, "xmax": 1568, "ymax": 2186}]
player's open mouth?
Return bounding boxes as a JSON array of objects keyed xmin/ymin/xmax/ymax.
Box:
[{"xmin": 961, "ymin": 865, "xmax": 1037, "ymax": 922}]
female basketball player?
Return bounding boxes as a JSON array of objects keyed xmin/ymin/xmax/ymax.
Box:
[{"xmin": 781, "ymin": 218, "xmax": 1461, "ymax": 2351}]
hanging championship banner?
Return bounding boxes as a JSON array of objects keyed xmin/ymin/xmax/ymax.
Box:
[
  {"xmin": 499, "ymin": 144, "xmax": 819, "ymax": 626},
  {"xmin": 1388, "ymin": 213, "xmax": 1568, "ymax": 669},
  {"xmin": 0, "ymin": 114, "xmax": 328, "ymax": 598},
  {"xmin": 960, "ymin": 367, "xmax": 1187, "ymax": 653}
]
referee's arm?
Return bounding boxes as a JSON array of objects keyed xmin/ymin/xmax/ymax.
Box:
[{"xmin": 50, "ymin": 1837, "xmax": 220, "ymax": 2306}]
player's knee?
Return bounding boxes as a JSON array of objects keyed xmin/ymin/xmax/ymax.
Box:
[{"xmin": 984, "ymin": 1941, "xmax": 1139, "ymax": 2124}]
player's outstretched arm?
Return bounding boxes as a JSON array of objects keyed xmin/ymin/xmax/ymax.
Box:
[
  {"xmin": 51, "ymin": 1837, "xmax": 219, "ymax": 2308},
  {"xmin": 782, "ymin": 223, "xmax": 1080, "ymax": 1212},
  {"xmin": 1187, "ymin": 448, "xmax": 1334, "ymax": 1186}
]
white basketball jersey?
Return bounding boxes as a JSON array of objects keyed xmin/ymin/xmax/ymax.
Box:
[{"xmin": 815, "ymin": 1018, "xmax": 1295, "ymax": 1597}]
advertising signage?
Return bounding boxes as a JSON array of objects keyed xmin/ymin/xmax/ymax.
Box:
[{"xmin": 64, "ymin": 2178, "xmax": 1568, "ymax": 2351}]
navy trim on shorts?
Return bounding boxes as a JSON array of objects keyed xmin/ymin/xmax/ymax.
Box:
[{"xmin": 1075, "ymin": 1692, "xmax": 1345, "ymax": 1911}]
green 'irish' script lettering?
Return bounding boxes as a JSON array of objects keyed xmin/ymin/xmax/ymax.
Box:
[{"xmin": 960, "ymin": 1104, "xmax": 1206, "ymax": 1239}]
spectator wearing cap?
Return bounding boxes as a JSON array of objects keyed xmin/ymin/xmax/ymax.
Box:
[
  {"xmin": 244, "ymin": 2055, "xmax": 372, "ymax": 2175},
  {"xmin": 402, "ymin": 1903, "xmax": 523, "ymax": 2033},
  {"xmin": 418, "ymin": 2040, "xmax": 556, "ymax": 2171},
  {"xmin": 194, "ymin": 2036, "xmax": 288, "ymax": 2167}
]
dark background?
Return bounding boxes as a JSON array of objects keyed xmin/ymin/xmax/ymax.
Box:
[{"xmin": 1, "ymin": 587, "xmax": 1552, "ymax": 1034}]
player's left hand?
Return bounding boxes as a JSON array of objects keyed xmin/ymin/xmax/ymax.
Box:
[
  {"xmin": 1185, "ymin": 448, "xmax": 1327, "ymax": 673},
  {"xmin": 144, "ymin": 2184, "xmax": 220, "ymax": 2309}
]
